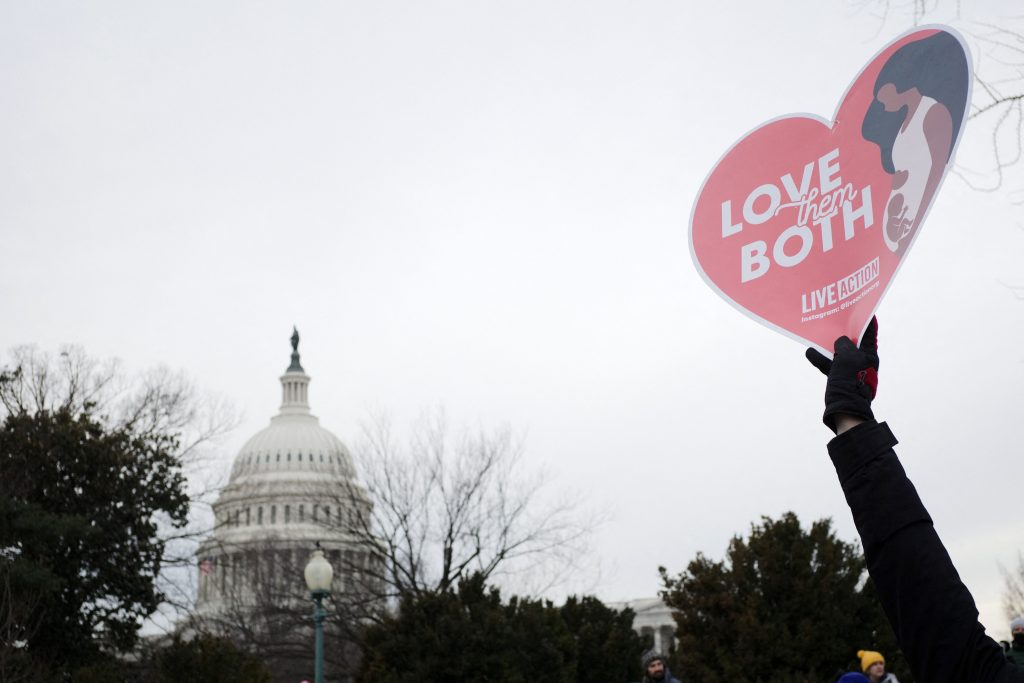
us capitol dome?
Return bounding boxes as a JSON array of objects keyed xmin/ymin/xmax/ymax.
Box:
[{"xmin": 195, "ymin": 328, "xmax": 375, "ymax": 623}]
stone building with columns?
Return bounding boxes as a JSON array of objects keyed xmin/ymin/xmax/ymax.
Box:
[{"xmin": 607, "ymin": 597, "xmax": 678, "ymax": 657}]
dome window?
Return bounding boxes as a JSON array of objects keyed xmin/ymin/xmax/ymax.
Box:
[
  {"xmin": 245, "ymin": 507, "xmax": 251, "ymax": 525},
  {"xmin": 271, "ymin": 506, "xmax": 277, "ymax": 524},
  {"xmin": 276, "ymin": 453, "xmax": 280, "ymax": 463},
  {"xmin": 258, "ymin": 507, "xmax": 263, "ymax": 525},
  {"xmin": 285, "ymin": 505, "xmax": 291, "ymax": 523},
  {"xmin": 299, "ymin": 504, "xmax": 304, "ymax": 522},
  {"xmin": 287, "ymin": 453, "xmax": 291, "ymax": 462}
]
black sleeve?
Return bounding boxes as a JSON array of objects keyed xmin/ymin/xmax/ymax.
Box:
[{"xmin": 827, "ymin": 421, "xmax": 1023, "ymax": 683}]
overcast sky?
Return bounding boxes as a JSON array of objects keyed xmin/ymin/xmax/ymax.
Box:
[{"xmin": 3, "ymin": 0, "xmax": 1023, "ymax": 639}]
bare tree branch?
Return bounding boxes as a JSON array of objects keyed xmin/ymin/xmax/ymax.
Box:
[
  {"xmin": 323, "ymin": 409, "xmax": 597, "ymax": 608},
  {"xmin": 851, "ymin": 2, "xmax": 1024, "ymax": 190},
  {"xmin": 1002, "ymin": 552, "xmax": 1024, "ymax": 620}
]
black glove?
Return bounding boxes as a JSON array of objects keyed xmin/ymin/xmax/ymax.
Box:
[{"xmin": 805, "ymin": 317, "xmax": 879, "ymax": 433}]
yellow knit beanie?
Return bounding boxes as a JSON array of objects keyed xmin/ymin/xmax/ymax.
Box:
[{"xmin": 858, "ymin": 650, "xmax": 884, "ymax": 672}]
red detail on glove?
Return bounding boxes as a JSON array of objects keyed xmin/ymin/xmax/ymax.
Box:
[{"xmin": 857, "ymin": 367, "xmax": 878, "ymax": 399}]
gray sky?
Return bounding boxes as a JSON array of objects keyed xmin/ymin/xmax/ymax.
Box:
[{"xmin": 3, "ymin": 0, "xmax": 1023, "ymax": 638}]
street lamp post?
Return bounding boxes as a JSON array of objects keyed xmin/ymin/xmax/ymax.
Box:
[{"xmin": 304, "ymin": 546, "xmax": 334, "ymax": 683}]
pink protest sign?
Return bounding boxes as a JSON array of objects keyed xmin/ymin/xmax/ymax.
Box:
[{"xmin": 689, "ymin": 27, "xmax": 971, "ymax": 353}]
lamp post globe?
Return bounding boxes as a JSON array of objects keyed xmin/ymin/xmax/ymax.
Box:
[
  {"xmin": 304, "ymin": 549, "xmax": 334, "ymax": 595},
  {"xmin": 304, "ymin": 547, "xmax": 333, "ymax": 683}
]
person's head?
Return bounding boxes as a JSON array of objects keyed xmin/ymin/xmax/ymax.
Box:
[
  {"xmin": 1011, "ymin": 615, "xmax": 1024, "ymax": 644},
  {"xmin": 641, "ymin": 650, "xmax": 667, "ymax": 680},
  {"xmin": 861, "ymin": 31, "xmax": 970, "ymax": 173},
  {"xmin": 858, "ymin": 650, "xmax": 885, "ymax": 678}
]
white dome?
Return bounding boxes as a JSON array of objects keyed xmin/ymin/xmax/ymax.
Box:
[
  {"xmin": 203, "ymin": 330, "xmax": 368, "ymax": 540},
  {"xmin": 228, "ymin": 412, "xmax": 357, "ymax": 483},
  {"xmin": 224, "ymin": 331, "xmax": 358, "ymax": 485}
]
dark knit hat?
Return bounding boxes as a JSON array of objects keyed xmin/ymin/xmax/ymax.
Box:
[{"xmin": 641, "ymin": 650, "xmax": 666, "ymax": 669}]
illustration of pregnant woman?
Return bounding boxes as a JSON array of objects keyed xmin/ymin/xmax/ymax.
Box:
[{"xmin": 861, "ymin": 31, "xmax": 970, "ymax": 255}]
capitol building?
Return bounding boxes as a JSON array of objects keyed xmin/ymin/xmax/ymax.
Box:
[
  {"xmin": 194, "ymin": 330, "xmax": 378, "ymax": 681},
  {"xmin": 189, "ymin": 330, "xmax": 675, "ymax": 679}
]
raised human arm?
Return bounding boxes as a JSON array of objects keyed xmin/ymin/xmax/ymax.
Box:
[{"xmin": 808, "ymin": 322, "xmax": 1022, "ymax": 682}]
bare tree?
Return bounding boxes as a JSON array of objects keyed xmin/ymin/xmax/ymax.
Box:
[
  {"xmin": 330, "ymin": 409, "xmax": 595, "ymax": 608},
  {"xmin": 0, "ymin": 345, "xmax": 237, "ymax": 465},
  {"xmin": 1002, "ymin": 552, "xmax": 1024, "ymax": 621},
  {"xmin": 852, "ymin": 1, "xmax": 1024, "ymax": 192}
]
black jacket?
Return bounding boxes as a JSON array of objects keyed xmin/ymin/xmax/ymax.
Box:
[{"xmin": 828, "ymin": 421, "xmax": 1024, "ymax": 682}]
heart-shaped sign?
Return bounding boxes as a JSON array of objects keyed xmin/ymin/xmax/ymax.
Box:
[{"xmin": 689, "ymin": 27, "xmax": 971, "ymax": 353}]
